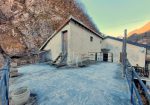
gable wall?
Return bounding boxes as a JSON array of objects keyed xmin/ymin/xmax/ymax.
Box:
[{"xmin": 68, "ymin": 21, "xmax": 102, "ymax": 64}]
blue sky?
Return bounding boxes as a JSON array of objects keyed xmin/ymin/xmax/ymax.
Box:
[{"xmin": 80, "ymin": 0, "xmax": 150, "ymax": 36}]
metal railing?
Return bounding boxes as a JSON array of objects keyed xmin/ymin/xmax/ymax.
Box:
[
  {"xmin": 132, "ymin": 66, "xmax": 149, "ymax": 78},
  {"xmin": 0, "ymin": 58, "xmax": 10, "ymax": 105},
  {"xmin": 121, "ymin": 29, "xmax": 150, "ymax": 105},
  {"xmin": 126, "ymin": 60, "xmax": 150, "ymax": 105}
]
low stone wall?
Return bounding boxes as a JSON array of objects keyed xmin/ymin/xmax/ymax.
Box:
[
  {"xmin": 11, "ymin": 55, "xmax": 39, "ymax": 67},
  {"xmin": 0, "ymin": 54, "xmax": 4, "ymax": 68}
]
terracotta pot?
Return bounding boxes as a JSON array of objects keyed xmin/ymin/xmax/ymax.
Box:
[{"xmin": 11, "ymin": 87, "xmax": 30, "ymax": 105}]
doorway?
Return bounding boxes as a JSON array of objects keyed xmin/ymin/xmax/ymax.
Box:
[
  {"xmin": 103, "ymin": 53, "xmax": 108, "ymax": 61},
  {"xmin": 95, "ymin": 53, "xmax": 97, "ymax": 61},
  {"xmin": 62, "ymin": 30, "xmax": 68, "ymax": 54},
  {"xmin": 62, "ymin": 30, "xmax": 68, "ymax": 63}
]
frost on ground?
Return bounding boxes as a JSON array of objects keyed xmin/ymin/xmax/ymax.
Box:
[{"xmin": 10, "ymin": 63, "xmax": 131, "ymax": 105}]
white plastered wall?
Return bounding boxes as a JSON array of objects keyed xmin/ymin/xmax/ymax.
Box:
[
  {"xmin": 43, "ymin": 23, "xmax": 71, "ymax": 62},
  {"xmin": 68, "ymin": 21, "xmax": 103, "ymax": 65}
]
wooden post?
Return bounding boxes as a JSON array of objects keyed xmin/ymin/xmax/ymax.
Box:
[
  {"xmin": 131, "ymin": 70, "xmax": 134, "ymax": 104},
  {"xmin": 122, "ymin": 29, "xmax": 127, "ymax": 77}
]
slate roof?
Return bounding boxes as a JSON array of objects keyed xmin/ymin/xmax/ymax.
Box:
[{"xmin": 104, "ymin": 36, "xmax": 150, "ymax": 49}]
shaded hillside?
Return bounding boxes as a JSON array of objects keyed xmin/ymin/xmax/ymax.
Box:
[
  {"xmin": 0, "ymin": 0, "xmax": 99, "ymax": 57},
  {"xmin": 128, "ymin": 31, "xmax": 150, "ymax": 45},
  {"xmin": 128, "ymin": 22, "xmax": 150, "ymax": 45}
]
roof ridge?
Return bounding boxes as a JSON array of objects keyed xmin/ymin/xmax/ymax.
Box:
[{"xmin": 104, "ymin": 36, "xmax": 150, "ymax": 49}]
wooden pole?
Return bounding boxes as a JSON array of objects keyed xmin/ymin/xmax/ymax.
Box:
[{"xmin": 123, "ymin": 29, "xmax": 127, "ymax": 77}]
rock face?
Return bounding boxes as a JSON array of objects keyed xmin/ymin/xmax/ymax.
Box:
[{"xmin": 0, "ymin": 0, "xmax": 99, "ymax": 57}]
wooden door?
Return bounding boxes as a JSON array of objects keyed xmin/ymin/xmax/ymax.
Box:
[
  {"xmin": 62, "ymin": 31, "xmax": 68, "ymax": 54},
  {"xmin": 95, "ymin": 53, "xmax": 97, "ymax": 61}
]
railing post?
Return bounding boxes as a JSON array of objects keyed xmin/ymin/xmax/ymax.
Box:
[
  {"xmin": 4, "ymin": 69, "xmax": 9, "ymax": 105},
  {"xmin": 5, "ymin": 68, "xmax": 10, "ymax": 105},
  {"xmin": 1, "ymin": 57, "xmax": 11, "ymax": 105},
  {"xmin": 131, "ymin": 69, "xmax": 134, "ymax": 104},
  {"xmin": 6, "ymin": 58, "xmax": 10, "ymax": 105}
]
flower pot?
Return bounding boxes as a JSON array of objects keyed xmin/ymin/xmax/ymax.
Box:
[{"xmin": 11, "ymin": 87, "xmax": 30, "ymax": 105}]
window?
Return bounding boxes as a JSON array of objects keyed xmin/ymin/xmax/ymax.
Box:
[
  {"xmin": 100, "ymin": 40, "xmax": 102, "ymax": 44},
  {"xmin": 90, "ymin": 36, "xmax": 93, "ymax": 42}
]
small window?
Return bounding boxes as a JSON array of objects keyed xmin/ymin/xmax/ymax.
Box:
[
  {"xmin": 90, "ymin": 36, "xmax": 93, "ymax": 42},
  {"xmin": 100, "ymin": 40, "xmax": 102, "ymax": 43}
]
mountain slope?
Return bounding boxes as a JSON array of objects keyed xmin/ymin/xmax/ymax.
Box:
[
  {"xmin": 128, "ymin": 22, "xmax": 150, "ymax": 36},
  {"xmin": 0, "ymin": 0, "xmax": 99, "ymax": 56},
  {"xmin": 128, "ymin": 22, "xmax": 150, "ymax": 45}
]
